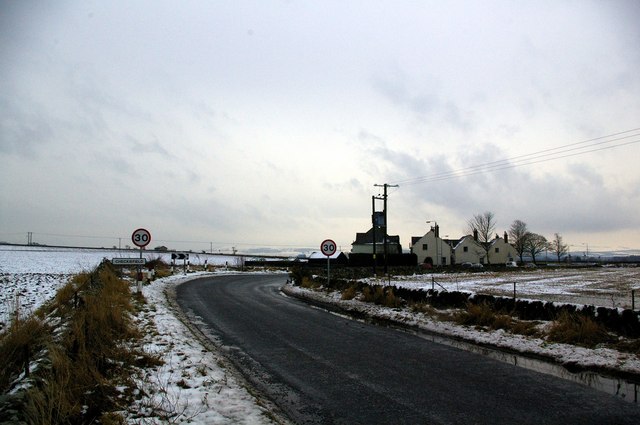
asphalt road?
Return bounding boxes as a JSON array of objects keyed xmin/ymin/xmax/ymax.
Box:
[{"xmin": 175, "ymin": 274, "xmax": 639, "ymax": 424}]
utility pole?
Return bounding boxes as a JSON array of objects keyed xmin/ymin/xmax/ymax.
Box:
[
  {"xmin": 374, "ymin": 183, "xmax": 399, "ymax": 277},
  {"xmin": 372, "ymin": 196, "xmax": 377, "ymax": 276},
  {"xmin": 372, "ymin": 194, "xmax": 385, "ymax": 276}
]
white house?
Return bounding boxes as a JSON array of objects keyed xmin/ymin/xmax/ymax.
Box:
[
  {"xmin": 452, "ymin": 235, "xmax": 487, "ymax": 264},
  {"xmin": 486, "ymin": 232, "xmax": 519, "ymax": 264},
  {"xmin": 410, "ymin": 225, "xmax": 452, "ymax": 266}
]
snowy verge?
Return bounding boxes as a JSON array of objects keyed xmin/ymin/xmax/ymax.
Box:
[
  {"xmin": 282, "ymin": 284, "xmax": 640, "ymax": 379},
  {"xmin": 127, "ymin": 272, "xmax": 288, "ymax": 425}
]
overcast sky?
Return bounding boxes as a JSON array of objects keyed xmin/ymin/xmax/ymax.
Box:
[{"xmin": 2, "ymin": 0, "xmax": 640, "ymax": 255}]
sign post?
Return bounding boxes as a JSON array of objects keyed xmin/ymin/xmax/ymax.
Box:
[
  {"xmin": 171, "ymin": 253, "xmax": 189, "ymax": 274},
  {"xmin": 131, "ymin": 228, "xmax": 151, "ymax": 292},
  {"xmin": 320, "ymin": 239, "xmax": 337, "ymax": 286}
]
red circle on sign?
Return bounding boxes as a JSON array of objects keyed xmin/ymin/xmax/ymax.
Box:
[
  {"xmin": 132, "ymin": 228, "xmax": 151, "ymax": 248},
  {"xmin": 320, "ymin": 239, "xmax": 337, "ymax": 256}
]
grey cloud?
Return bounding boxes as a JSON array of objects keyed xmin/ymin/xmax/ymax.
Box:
[
  {"xmin": 322, "ymin": 177, "xmax": 366, "ymax": 194},
  {"xmin": 372, "ymin": 76, "xmax": 439, "ymax": 116},
  {"xmin": 372, "ymin": 74, "xmax": 474, "ymax": 132},
  {"xmin": 0, "ymin": 97, "xmax": 54, "ymax": 158},
  {"xmin": 128, "ymin": 136, "xmax": 172, "ymax": 158},
  {"xmin": 565, "ymin": 163, "xmax": 604, "ymax": 187},
  {"xmin": 363, "ymin": 139, "xmax": 640, "ymax": 236}
]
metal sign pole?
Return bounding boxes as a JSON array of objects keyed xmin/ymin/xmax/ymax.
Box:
[
  {"xmin": 320, "ymin": 239, "xmax": 336, "ymax": 287},
  {"xmin": 327, "ymin": 255, "xmax": 330, "ymax": 286},
  {"xmin": 138, "ymin": 247, "xmax": 143, "ymax": 293},
  {"xmin": 131, "ymin": 228, "xmax": 151, "ymax": 293}
]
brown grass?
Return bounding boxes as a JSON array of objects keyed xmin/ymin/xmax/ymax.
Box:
[
  {"xmin": 1, "ymin": 261, "xmax": 152, "ymax": 424},
  {"xmin": 409, "ymin": 302, "xmax": 454, "ymax": 321},
  {"xmin": 455, "ymin": 302, "xmax": 508, "ymax": 329},
  {"xmin": 614, "ymin": 338, "xmax": 640, "ymax": 355},
  {"xmin": 547, "ymin": 311, "xmax": 613, "ymax": 348},
  {"xmin": 362, "ymin": 286, "xmax": 402, "ymax": 308},
  {"xmin": 300, "ymin": 276, "xmax": 321, "ymax": 289},
  {"xmin": 341, "ymin": 284, "xmax": 359, "ymax": 300},
  {"xmin": 0, "ymin": 316, "xmax": 49, "ymax": 393},
  {"xmin": 454, "ymin": 302, "xmax": 541, "ymax": 337}
]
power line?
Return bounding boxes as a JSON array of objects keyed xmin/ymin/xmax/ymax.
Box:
[
  {"xmin": 7, "ymin": 231, "xmax": 320, "ymax": 251},
  {"xmin": 392, "ymin": 127, "xmax": 640, "ymax": 187}
]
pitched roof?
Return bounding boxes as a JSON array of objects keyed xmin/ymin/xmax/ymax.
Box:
[
  {"xmin": 308, "ymin": 251, "xmax": 347, "ymax": 260},
  {"xmin": 352, "ymin": 227, "xmax": 400, "ymax": 245}
]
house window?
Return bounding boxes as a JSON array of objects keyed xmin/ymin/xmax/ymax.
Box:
[
  {"xmin": 422, "ymin": 244, "xmax": 428, "ymax": 250},
  {"xmin": 463, "ymin": 246, "xmax": 468, "ymax": 252},
  {"xmin": 495, "ymin": 247, "xmax": 500, "ymax": 253}
]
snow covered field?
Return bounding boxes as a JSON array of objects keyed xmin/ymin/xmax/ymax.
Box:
[
  {"xmin": 374, "ymin": 266, "xmax": 640, "ymax": 309},
  {"xmin": 0, "ymin": 245, "xmax": 238, "ymax": 326}
]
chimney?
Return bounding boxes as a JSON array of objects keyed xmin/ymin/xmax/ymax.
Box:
[
  {"xmin": 504, "ymin": 231, "xmax": 508, "ymax": 244},
  {"xmin": 473, "ymin": 229, "xmax": 478, "ymax": 241},
  {"xmin": 435, "ymin": 224, "xmax": 440, "ymax": 238}
]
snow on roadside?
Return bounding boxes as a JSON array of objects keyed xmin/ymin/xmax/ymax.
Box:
[
  {"xmin": 283, "ymin": 284, "xmax": 640, "ymax": 377},
  {"xmin": 0, "ymin": 245, "xmax": 281, "ymax": 424},
  {"xmin": 127, "ymin": 272, "xmax": 278, "ymax": 424}
]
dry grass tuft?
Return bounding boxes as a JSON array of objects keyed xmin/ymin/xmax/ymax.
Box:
[
  {"xmin": 362, "ymin": 286, "xmax": 402, "ymax": 308},
  {"xmin": 0, "ymin": 316, "xmax": 49, "ymax": 393},
  {"xmin": 1, "ymin": 261, "xmax": 150, "ymax": 423},
  {"xmin": 455, "ymin": 302, "xmax": 510, "ymax": 329},
  {"xmin": 300, "ymin": 276, "xmax": 321, "ymax": 289},
  {"xmin": 409, "ymin": 302, "xmax": 454, "ymax": 321},
  {"xmin": 454, "ymin": 302, "xmax": 541, "ymax": 337},
  {"xmin": 341, "ymin": 284, "xmax": 359, "ymax": 300},
  {"xmin": 547, "ymin": 311, "xmax": 613, "ymax": 348},
  {"xmin": 614, "ymin": 338, "xmax": 640, "ymax": 354}
]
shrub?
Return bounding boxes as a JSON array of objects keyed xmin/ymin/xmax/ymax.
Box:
[
  {"xmin": 455, "ymin": 302, "xmax": 514, "ymax": 332},
  {"xmin": 362, "ymin": 285, "xmax": 381, "ymax": 303},
  {"xmin": 382, "ymin": 287, "xmax": 402, "ymax": 308},
  {"xmin": 146, "ymin": 256, "xmax": 171, "ymax": 278},
  {"xmin": 362, "ymin": 285, "xmax": 402, "ymax": 308},
  {"xmin": 509, "ymin": 320, "xmax": 541, "ymax": 337},
  {"xmin": 547, "ymin": 311, "xmax": 613, "ymax": 348},
  {"xmin": 290, "ymin": 266, "xmax": 312, "ymax": 286},
  {"xmin": 300, "ymin": 276, "xmax": 321, "ymax": 289},
  {"xmin": 341, "ymin": 284, "xmax": 359, "ymax": 300}
]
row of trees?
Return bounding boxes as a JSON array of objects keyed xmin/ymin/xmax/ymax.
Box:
[{"xmin": 467, "ymin": 212, "xmax": 569, "ymax": 264}]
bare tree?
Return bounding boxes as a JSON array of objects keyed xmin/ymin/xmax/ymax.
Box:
[
  {"xmin": 508, "ymin": 220, "xmax": 530, "ymax": 264},
  {"xmin": 466, "ymin": 211, "xmax": 496, "ymax": 264},
  {"xmin": 525, "ymin": 233, "xmax": 549, "ymax": 264},
  {"xmin": 550, "ymin": 233, "xmax": 568, "ymax": 262}
]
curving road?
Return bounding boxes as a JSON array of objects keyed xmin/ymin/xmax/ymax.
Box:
[{"xmin": 175, "ymin": 274, "xmax": 639, "ymax": 424}]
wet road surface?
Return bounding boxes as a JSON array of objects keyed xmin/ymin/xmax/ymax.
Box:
[{"xmin": 176, "ymin": 274, "xmax": 639, "ymax": 424}]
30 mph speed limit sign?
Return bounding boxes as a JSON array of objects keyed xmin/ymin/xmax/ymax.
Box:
[
  {"xmin": 320, "ymin": 239, "xmax": 337, "ymax": 257},
  {"xmin": 132, "ymin": 228, "xmax": 151, "ymax": 248}
]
